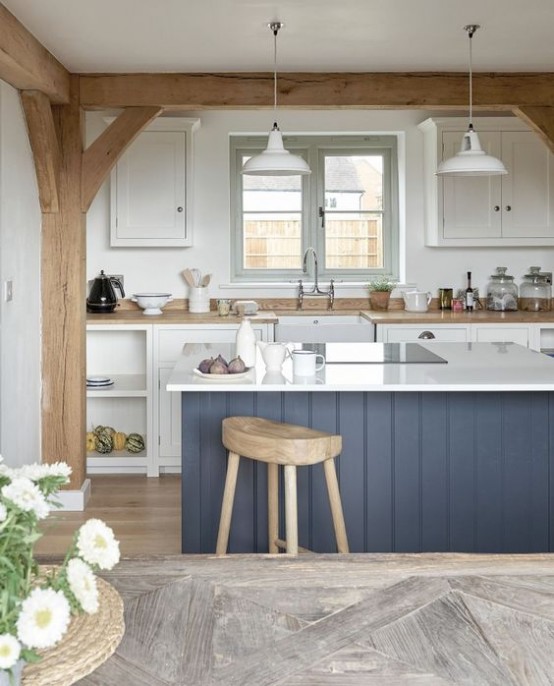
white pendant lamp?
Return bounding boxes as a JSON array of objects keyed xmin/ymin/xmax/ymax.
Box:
[
  {"xmin": 242, "ymin": 22, "xmax": 311, "ymax": 176},
  {"xmin": 437, "ymin": 25, "xmax": 507, "ymax": 177}
]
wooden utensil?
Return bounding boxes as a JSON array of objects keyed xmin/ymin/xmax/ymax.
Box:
[
  {"xmin": 181, "ymin": 269, "xmax": 196, "ymax": 287},
  {"xmin": 201, "ymin": 273, "xmax": 211, "ymax": 287}
]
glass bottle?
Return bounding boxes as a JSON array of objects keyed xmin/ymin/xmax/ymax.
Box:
[
  {"xmin": 486, "ymin": 267, "xmax": 518, "ymax": 311},
  {"xmin": 519, "ymin": 266, "xmax": 552, "ymax": 312},
  {"xmin": 235, "ymin": 318, "xmax": 257, "ymax": 367}
]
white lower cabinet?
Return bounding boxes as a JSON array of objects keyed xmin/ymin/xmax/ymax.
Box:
[
  {"xmin": 376, "ymin": 322, "xmax": 536, "ymax": 349},
  {"xmin": 87, "ymin": 321, "xmax": 274, "ymax": 477}
]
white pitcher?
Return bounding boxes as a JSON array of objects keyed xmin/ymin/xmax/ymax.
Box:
[
  {"xmin": 403, "ymin": 290, "xmax": 432, "ymax": 312},
  {"xmin": 257, "ymin": 341, "xmax": 293, "ymax": 370}
]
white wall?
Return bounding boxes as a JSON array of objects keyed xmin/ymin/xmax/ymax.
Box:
[
  {"xmin": 86, "ymin": 109, "xmax": 553, "ymax": 301},
  {"xmin": 0, "ymin": 82, "xmax": 42, "ymax": 467}
]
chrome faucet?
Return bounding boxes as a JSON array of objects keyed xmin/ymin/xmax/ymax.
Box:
[{"xmin": 297, "ymin": 247, "xmax": 335, "ymax": 310}]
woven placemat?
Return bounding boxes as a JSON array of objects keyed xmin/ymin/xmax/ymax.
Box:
[{"xmin": 22, "ymin": 577, "xmax": 125, "ymax": 686}]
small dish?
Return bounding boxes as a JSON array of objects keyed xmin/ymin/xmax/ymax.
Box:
[
  {"xmin": 86, "ymin": 376, "xmax": 111, "ymax": 383},
  {"xmin": 86, "ymin": 380, "xmax": 114, "ymax": 388},
  {"xmin": 193, "ymin": 368, "xmax": 251, "ymax": 381}
]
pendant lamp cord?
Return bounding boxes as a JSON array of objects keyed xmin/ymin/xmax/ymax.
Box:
[
  {"xmin": 270, "ymin": 22, "xmax": 281, "ymax": 128},
  {"xmin": 464, "ymin": 24, "xmax": 478, "ymax": 131}
]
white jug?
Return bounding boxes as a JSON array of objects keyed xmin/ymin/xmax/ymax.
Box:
[
  {"xmin": 403, "ymin": 290, "xmax": 432, "ymax": 312},
  {"xmin": 257, "ymin": 341, "xmax": 293, "ymax": 370}
]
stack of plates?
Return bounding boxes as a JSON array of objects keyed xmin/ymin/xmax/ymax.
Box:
[{"xmin": 86, "ymin": 376, "xmax": 114, "ymax": 388}]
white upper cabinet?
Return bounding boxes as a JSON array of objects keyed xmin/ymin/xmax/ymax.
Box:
[
  {"xmin": 419, "ymin": 117, "xmax": 554, "ymax": 247},
  {"xmin": 109, "ymin": 117, "xmax": 199, "ymax": 247}
]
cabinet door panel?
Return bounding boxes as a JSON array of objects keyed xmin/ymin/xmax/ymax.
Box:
[
  {"xmin": 441, "ymin": 131, "xmax": 502, "ymax": 239},
  {"xmin": 501, "ymin": 132, "xmax": 554, "ymax": 238},
  {"xmin": 113, "ymin": 131, "xmax": 186, "ymax": 244}
]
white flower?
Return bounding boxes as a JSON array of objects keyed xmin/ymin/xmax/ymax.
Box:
[
  {"xmin": 0, "ymin": 502, "xmax": 6, "ymax": 522},
  {"xmin": 0, "ymin": 633, "xmax": 21, "ymax": 670},
  {"xmin": 15, "ymin": 462, "xmax": 71, "ymax": 482},
  {"xmin": 76, "ymin": 519, "xmax": 120, "ymax": 570},
  {"xmin": 16, "ymin": 588, "xmax": 70, "ymax": 650},
  {"xmin": 1, "ymin": 477, "xmax": 49, "ymax": 519},
  {"xmin": 67, "ymin": 558, "xmax": 99, "ymax": 614}
]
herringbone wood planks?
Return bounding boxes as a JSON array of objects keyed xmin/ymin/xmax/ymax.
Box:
[{"xmin": 75, "ymin": 554, "xmax": 554, "ymax": 685}]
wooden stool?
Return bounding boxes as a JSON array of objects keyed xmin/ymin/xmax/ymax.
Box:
[{"xmin": 216, "ymin": 416, "xmax": 349, "ymax": 555}]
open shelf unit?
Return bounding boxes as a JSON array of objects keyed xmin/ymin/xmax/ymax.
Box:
[{"xmin": 86, "ymin": 324, "xmax": 154, "ymax": 475}]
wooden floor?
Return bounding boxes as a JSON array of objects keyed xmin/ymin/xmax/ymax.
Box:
[
  {"xmin": 75, "ymin": 553, "xmax": 554, "ymax": 685},
  {"xmin": 36, "ymin": 474, "xmax": 181, "ymax": 558}
]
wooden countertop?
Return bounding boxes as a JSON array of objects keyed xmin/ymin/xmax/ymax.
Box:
[
  {"xmin": 361, "ymin": 309, "xmax": 554, "ymax": 324},
  {"xmin": 86, "ymin": 307, "xmax": 554, "ymax": 326},
  {"xmin": 86, "ymin": 310, "xmax": 279, "ymax": 325}
]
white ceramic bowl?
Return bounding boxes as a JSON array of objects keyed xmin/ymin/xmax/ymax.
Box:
[{"xmin": 131, "ymin": 293, "xmax": 173, "ymax": 315}]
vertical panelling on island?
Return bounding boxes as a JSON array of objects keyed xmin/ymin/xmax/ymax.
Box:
[{"xmin": 180, "ymin": 390, "xmax": 554, "ymax": 554}]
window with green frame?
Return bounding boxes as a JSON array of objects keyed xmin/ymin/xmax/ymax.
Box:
[{"xmin": 230, "ymin": 134, "xmax": 399, "ymax": 282}]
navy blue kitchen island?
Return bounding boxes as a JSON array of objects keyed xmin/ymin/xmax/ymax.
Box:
[{"xmin": 168, "ymin": 342, "xmax": 554, "ymax": 554}]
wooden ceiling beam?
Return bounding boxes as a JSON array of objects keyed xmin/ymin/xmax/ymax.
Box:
[
  {"xmin": 81, "ymin": 106, "xmax": 162, "ymax": 212},
  {"xmin": 79, "ymin": 72, "xmax": 554, "ymax": 110},
  {"xmin": 20, "ymin": 90, "xmax": 61, "ymax": 213},
  {"xmin": 0, "ymin": 4, "xmax": 69, "ymax": 103}
]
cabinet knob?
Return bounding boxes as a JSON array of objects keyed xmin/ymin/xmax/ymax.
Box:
[
  {"xmin": 493, "ymin": 205, "xmax": 500, "ymax": 212},
  {"xmin": 177, "ymin": 206, "xmax": 184, "ymax": 213},
  {"xmin": 505, "ymin": 205, "xmax": 512, "ymax": 212},
  {"xmin": 418, "ymin": 330, "xmax": 436, "ymax": 339}
]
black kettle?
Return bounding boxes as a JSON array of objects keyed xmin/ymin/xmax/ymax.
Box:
[{"xmin": 86, "ymin": 270, "xmax": 125, "ymax": 313}]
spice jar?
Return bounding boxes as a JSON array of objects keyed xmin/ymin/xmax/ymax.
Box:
[
  {"xmin": 486, "ymin": 267, "xmax": 518, "ymax": 311},
  {"xmin": 519, "ymin": 266, "xmax": 552, "ymax": 311}
]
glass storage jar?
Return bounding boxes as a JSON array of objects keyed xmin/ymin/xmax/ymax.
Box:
[
  {"xmin": 519, "ymin": 266, "xmax": 552, "ymax": 311},
  {"xmin": 486, "ymin": 267, "xmax": 518, "ymax": 311}
]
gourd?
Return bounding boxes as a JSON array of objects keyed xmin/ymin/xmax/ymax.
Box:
[
  {"xmin": 86, "ymin": 432, "xmax": 96, "ymax": 452},
  {"xmin": 125, "ymin": 433, "xmax": 145, "ymax": 453},
  {"xmin": 112, "ymin": 431, "xmax": 127, "ymax": 451},
  {"xmin": 95, "ymin": 431, "xmax": 113, "ymax": 454},
  {"xmin": 95, "ymin": 425, "xmax": 115, "ymax": 437}
]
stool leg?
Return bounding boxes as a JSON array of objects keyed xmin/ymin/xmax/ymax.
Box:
[
  {"xmin": 267, "ymin": 462, "xmax": 279, "ymax": 553},
  {"xmin": 284, "ymin": 465, "xmax": 298, "ymax": 555},
  {"xmin": 323, "ymin": 458, "xmax": 349, "ymax": 553},
  {"xmin": 215, "ymin": 451, "xmax": 241, "ymax": 555}
]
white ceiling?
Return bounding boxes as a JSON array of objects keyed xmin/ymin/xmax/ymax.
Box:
[{"xmin": 3, "ymin": 0, "xmax": 554, "ymax": 74}]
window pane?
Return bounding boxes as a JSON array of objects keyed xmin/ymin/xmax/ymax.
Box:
[
  {"xmin": 324, "ymin": 155, "xmax": 383, "ymax": 211},
  {"xmin": 243, "ymin": 213, "xmax": 302, "ymax": 269},
  {"xmin": 324, "ymin": 155, "xmax": 384, "ymax": 269},
  {"xmin": 325, "ymin": 213, "xmax": 383, "ymax": 269},
  {"xmin": 241, "ymin": 159, "xmax": 303, "ymax": 269}
]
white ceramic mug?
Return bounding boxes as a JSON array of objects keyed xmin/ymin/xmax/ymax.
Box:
[
  {"xmin": 292, "ymin": 350, "xmax": 325, "ymax": 376},
  {"xmin": 403, "ymin": 290, "xmax": 432, "ymax": 312}
]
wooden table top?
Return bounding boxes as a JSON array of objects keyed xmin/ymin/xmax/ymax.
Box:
[{"xmin": 76, "ymin": 553, "xmax": 554, "ymax": 685}]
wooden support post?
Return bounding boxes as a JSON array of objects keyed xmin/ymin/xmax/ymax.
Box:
[{"xmin": 40, "ymin": 76, "xmax": 86, "ymax": 488}]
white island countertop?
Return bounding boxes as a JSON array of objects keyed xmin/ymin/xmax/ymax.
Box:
[{"xmin": 166, "ymin": 341, "xmax": 554, "ymax": 392}]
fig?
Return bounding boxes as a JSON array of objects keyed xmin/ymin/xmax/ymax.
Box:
[
  {"xmin": 216, "ymin": 353, "xmax": 229, "ymax": 367},
  {"xmin": 209, "ymin": 359, "xmax": 229, "ymax": 374},
  {"xmin": 228, "ymin": 356, "xmax": 246, "ymax": 374},
  {"xmin": 198, "ymin": 357, "xmax": 214, "ymax": 373}
]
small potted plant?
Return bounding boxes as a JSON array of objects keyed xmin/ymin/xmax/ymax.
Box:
[{"xmin": 367, "ymin": 276, "xmax": 396, "ymax": 311}]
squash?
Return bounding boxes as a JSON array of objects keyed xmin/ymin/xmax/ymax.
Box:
[
  {"xmin": 95, "ymin": 425, "xmax": 115, "ymax": 437},
  {"xmin": 86, "ymin": 432, "xmax": 96, "ymax": 452},
  {"xmin": 113, "ymin": 431, "xmax": 127, "ymax": 451},
  {"xmin": 95, "ymin": 431, "xmax": 113, "ymax": 454},
  {"xmin": 125, "ymin": 433, "xmax": 145, "ymax": 453}
]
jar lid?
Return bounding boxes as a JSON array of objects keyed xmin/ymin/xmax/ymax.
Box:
[
  {"xmin": 523, "ymin": 266, "xmax": 548, "ymax": 282},
  {"xmin": 489, "ymin": 266, "xmax": 514, "ymax": 281}
]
